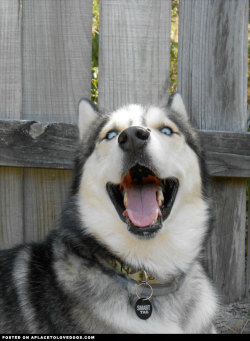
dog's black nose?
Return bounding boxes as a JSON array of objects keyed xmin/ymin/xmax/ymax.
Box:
[{"xmin": 118, "ymin": 126, "xmax": 150, "ymax": 152}]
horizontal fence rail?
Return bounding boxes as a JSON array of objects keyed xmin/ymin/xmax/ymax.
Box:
[{"xmin": 0, "ymin": 119, "xmax": 249, "ymax": 177}]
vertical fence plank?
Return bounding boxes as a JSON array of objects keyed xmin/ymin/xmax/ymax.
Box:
[
  {"xmin": 178, "ymin": 0, "xmax": 248, "ymax": 303},
  {"xmin": 99, "ymin": 0, "xmax": 172, "ymax": 111},
  {"xmin": 0, "ymin": 167, "xmax": 23, "ymax": 249},
  {"xmin": 247, "ymin": 181, "xmax": 250, "ymax": 298},
  {"xmin": 22, "ymin": 0, "xmax": 93, "ymax": 242},
  {"xmin": 22, "ymin": 0, "xmax": 92, "ymax": 124},
  {"xmin": 23, "ymin": 168, "xmax": 72, "ymax": 242},
  {"xmin": 0, "ymin": 0, "xmax": 23, "ymax": 249}
]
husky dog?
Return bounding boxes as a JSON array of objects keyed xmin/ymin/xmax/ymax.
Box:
[{"xmin": 0, "ymin": 93, "xmax": 217, "ymax": 333}]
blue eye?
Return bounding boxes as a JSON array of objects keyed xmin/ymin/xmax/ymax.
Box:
[
  {"xmin": 105, "ymin": 131, "xmax": 118, "ymax": 140},
  {"xmin": 160, "ymin": 127, "xmax": 173, "ymax": 136}
]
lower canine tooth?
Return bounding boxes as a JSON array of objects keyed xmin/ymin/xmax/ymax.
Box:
[{"xmin": 153, "ymin": 209, "xmax": 159, "ymax": 223}]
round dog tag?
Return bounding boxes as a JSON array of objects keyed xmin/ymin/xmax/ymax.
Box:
[{"xmin": 135, "ymin": 298, "xmax": 152, "ymax": 320}]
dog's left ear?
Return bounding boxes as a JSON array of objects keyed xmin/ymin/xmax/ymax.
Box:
[
  {"xmin": 78, "ymin": 99, "xmax": 99, "ymax": 140},
  {"xmin": 167, "ymin": 93, "xmax": 188, "ymax": 120}
]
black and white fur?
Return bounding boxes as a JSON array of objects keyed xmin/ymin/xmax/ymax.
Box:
[{"xmin": 0, "ymin": 94, "xmax": 217, "ymax": 333}]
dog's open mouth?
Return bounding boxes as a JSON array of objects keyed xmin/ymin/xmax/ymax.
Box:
[{"xmin": 106, "ymin": 164, "xmax": 179, "ymax": 237}]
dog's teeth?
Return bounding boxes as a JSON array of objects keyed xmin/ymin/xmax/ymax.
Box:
[
  {"xmin": 124, "ymin": 192, "xmax": 128, "ymax": 208},
  {"xmin": 153, "ymin": 209, "xmax": 161, "ymax": 224},
  {"xmin": 153, "ymin": 209, "xmax": 159, "ymax": 223},
  {"xmin": 157, "ymin": 188, "xmax": 164, "ymax": 207}
]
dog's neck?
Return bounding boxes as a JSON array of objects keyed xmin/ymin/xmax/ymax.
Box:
[
  {"xmin": 95, "ymin": 253, "xmax": 186, "ymax": 296},
  {"xmin": 96, "ymin": 253, "xmax": 164, "ymax": 285}
]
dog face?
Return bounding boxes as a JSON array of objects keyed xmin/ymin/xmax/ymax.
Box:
[{"xmin": 76, "ymin": 94, "xmax": 209, "ymax": 278}]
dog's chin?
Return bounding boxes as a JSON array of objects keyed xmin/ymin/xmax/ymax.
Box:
[
  {"xmin": 106, "ymin": 164, "xmax": 179, "ymax": 239},
  {"xmin": 125, "ymin": 219, "xmax": 162, "ymax": 240}
]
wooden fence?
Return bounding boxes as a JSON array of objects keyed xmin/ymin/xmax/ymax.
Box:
[{"xmin": 0, "ymin": 0, "xmax": 249, "ymax": 305}]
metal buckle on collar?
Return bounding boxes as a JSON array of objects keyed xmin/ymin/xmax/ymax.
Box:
[{"xmin": 135, "ymin": 271, "xmax": 154, "ymax": 300}]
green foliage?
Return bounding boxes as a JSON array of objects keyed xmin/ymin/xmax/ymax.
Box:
[{"xmin": 169, "ymin": 0, "xmax": 179, "ymax": 95}]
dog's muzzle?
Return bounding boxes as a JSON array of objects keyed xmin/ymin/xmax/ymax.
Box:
[{"xmin": 106, "ymin": 126, "xmax": 179, "ymax": 238}]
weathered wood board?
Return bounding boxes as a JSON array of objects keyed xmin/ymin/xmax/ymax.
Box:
[
  {"xmin": 0, "ymin": 0, "xmax": 22, "ymax": 117},
  {"xmin": 0, "ymin": 167, "xmax": 23, "ymax": 249},
  {"xmin": 0, "ymin": 120, "xmax": 79, "ymax": 169},
  {"xmin": 0, "ymin": 119, "xmax": 249, "ymax": 178},
  {"xmin": 178, "ymin": 0, "xmax": 248, "ymax": 303},
  {"xmin": 21, "ymin": 0, "xmax": 93, "ymax": 243},
  {"xmin": 247, "ymin": 181, "xmax": 250, "ymax": 298},
  {"xmin": 22, "ymin": 0, "xmax": 92, "ymax": 124},
  {"xmin": 0, "ymin": 0, "xmax": 23, "ymax": 249},
  {"xmin": 199, "ymin": 131, "xmax": 250, "ymax": 178},
  {"xmin": 23, "ymin": 168, "xmax": 72, "ymax": 242},
  {"xmin": 99, "ymin": 0, "xmax": 172, "ymax": 111}
]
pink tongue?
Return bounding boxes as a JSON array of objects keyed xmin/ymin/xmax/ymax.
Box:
[{"xmin": 123, "ymin": 184, "xmax": 160, "ymax": 227}]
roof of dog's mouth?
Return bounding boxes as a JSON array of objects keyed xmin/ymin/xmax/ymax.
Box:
[{"xmin": 106, "ymin": 164, "xmax": 179, "ymax": 237}]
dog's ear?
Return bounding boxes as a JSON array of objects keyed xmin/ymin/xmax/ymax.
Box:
[
  {"xmin": 167, "ymin": 93, "xmax": 188, "ymax": 120},
  {"xmin": 78, "ymin": 99, "xmax": 99, "ymax": 140}
]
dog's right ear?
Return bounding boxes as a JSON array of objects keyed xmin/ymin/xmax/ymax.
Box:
[
  {"xmin": 78, "ymin": 99, "xmax": 99, "ymax": 140},
  {"xmin": 167, "ymin": 93, "xmax": 188, "ymax": 121}
]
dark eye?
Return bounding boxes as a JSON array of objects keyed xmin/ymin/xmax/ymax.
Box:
[
  {"xmin": 105, "ymin": 131, "xmax": 118, "ymax": 140},
  {"xmin": 160, "ymin": 127, "xmax": 173, "ymax": 136}
]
